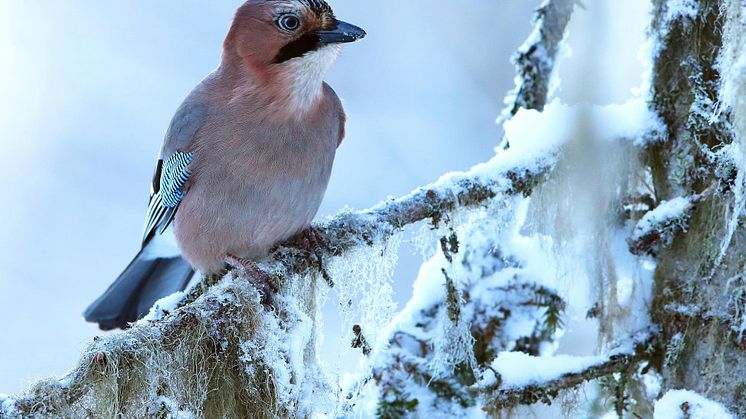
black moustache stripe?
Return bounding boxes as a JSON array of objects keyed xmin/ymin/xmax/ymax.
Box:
[{"xmin": 274, "ymin": 33, "xmax": 321, "ymax": 64}]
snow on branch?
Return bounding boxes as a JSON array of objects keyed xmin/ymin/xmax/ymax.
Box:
[
  {"xmin": 627, "ymin": 185, "xmax": 714, "ymax": 256},
  {"xmin": 502, "ymin": 0, "xmax": 575, "ymax": 119},
  {"xmin": 268, "ymin": 153, "xmax": 551, "ymax": 277},
  {"xmin": 0, "ymin": 135, "xmax": 560, "ymax": 419},
  {"xmin": 477, "ymin": 331, "xmax": 658, "ymax": 412},
  {"xmin": 353, "ymin": 95, "xmax": 662, "ymax": 413},
  {"xmin": 367, "ymin": 213, "xmax": 569, "ymax": 416},
  {"xmin": 3, "ymin": 277, "xmax": 272, "ymax": 418}
]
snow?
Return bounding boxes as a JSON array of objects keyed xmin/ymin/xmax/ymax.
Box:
[
  {"xmin": 653, "ymin": 0, "xmax": 701, "ymax": 61},
  {"xmin": 408, "ymin": 255, "xmax": 448, "ymax": 317},
  {"xmin": 351, "ymin": 197, "xmax": 565, "ymax": 416},
  {"xmin": 501, "ymin": 99, "xmax": 664, "ymax": 158},
  {"xmin": 518, "ymin": 21, "xmax": 543, "ymax": 56},
  {"xmin": 610, "ymin": 227, "xmax": 656, "ymax": 333},
  {"xmin": 630, "ymin": 197, "xmax": 693, "ymax": 242},
  {"xmin": 654, "ymin": 390, "xmax": 735, "ymax": 419},
  {"xmin": 348, "ymin": 92, "xmax": 665, "ymax": 415},
  {"xmin": 664, "ymin": 0, "xmax": 700, "ymax": 24},
  {"xmin": 0, "ymin": 394, "xmax": 18, "ymax": 418},
  {"xmin": 715, "ymin": 4, "xmax": 746, "ymax": 272},
  {"xmin": 287, "ymin": 305, "xmax": 314, "ymax": 390},
  {"xmin": 499, "ymin": 100, "xmax": 573, "ymax": 169},
  {"xmin": 238, "ymin": 294, "xmax": 313, "ymax": 414},
  {"xmin": 635, "ymin": 38, "xmax": 656, "ymax": 101},
  {"xmin": 640, "ymin": 197, "xmax": 691, "ymax": 228},
  {"xmin": 142, "ymin": 290, "xmax": 188, "ymax": 323},
  {"xmin": 499, "ymin": 0, "xmax": 567, "ymax": 125},
  {"xmin": 488, "ymin": 351, "xmax": 605, "ymax": 388},
  {"xmin": 642, "ymin": 368, "xmax": 663, "ymax": 400}
]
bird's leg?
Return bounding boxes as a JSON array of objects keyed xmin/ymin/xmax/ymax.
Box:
[
  {"xmin": 302, "ymin": 227, "xmax": 334, "ymax": 287},
  {"xmin": 225, "ymin": 255, "xmax": 278, "ymax": 306}
]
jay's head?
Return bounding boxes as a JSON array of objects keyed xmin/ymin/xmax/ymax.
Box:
[{"xmin": 226, "ymin": 0, "xmax": 365, "ymax": 74}]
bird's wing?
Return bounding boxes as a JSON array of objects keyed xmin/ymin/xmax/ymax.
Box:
[
  {"xmin": 142, "ymin": 151, "xmax": 194, "ymax": 242},
  {"xmin": 336, "ymin": 108, "xmax": 347, "ymax": 148},
  {"xmin": 141, "ymin": 102, "xmax": 206, "ymax": 244},
  {"xmin": 323, "ymin": 83, "xmax": 347, "ymax": 148}
]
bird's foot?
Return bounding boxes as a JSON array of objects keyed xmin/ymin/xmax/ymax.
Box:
[
  {"xmin": 301, "ymin": 227, "xmax": 334, "ymax": 287},
  {"xmin": 225, "ymin": 255, "xmax": 278, "ymax": 306}
]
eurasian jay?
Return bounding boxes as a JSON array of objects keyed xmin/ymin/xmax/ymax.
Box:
[{"xmin": 84, "ymin": 0, "xmax": 365, "ymax": 330}]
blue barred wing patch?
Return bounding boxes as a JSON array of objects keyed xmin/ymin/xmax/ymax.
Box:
[
  {"xmin": 142, "ymin": 151, "xmax": 194, "ymax": 242},
  {"xmin": 160, "ymin": 152, "xmax": 193, "ymax": 208}
]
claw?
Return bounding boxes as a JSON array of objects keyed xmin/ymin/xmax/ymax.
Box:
[
  {"xmin": 225, "ymin": 255, "xmax": 278, "ymax": 305},
  {"xmin": 302, "ymin": 227, "xmax": 334, "ymax": 287}
]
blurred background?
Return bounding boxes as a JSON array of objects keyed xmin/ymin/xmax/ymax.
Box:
[{"xmin": 0, "ymin": 0, "xmax": 648, "ymax": 394}]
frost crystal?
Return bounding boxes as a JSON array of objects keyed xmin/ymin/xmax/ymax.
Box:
[{"xmin": 330, "ymin": 230, "xmax": 400, "ymax": 353}]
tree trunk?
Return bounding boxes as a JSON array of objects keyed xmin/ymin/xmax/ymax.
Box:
[{"xmin": 649, "ymin": 0, "xmax": 746, "ymax": 415}]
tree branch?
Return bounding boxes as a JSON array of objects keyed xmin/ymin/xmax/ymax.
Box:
[
  {"xmin": 1, "ymin": 146, "xmax": 558, "ymax": 419},
  {"xmin": 479, "ymin": 332, "xmax": 658, "ymax": 412},
  {"xmin": 627, "ymin": 185, "xmax": 715, "ymax": 256},
  {"xmin": 503, "ymin": 0, "xmax": 575, "ymax": 119},
  {"xmin": 3, "ymin": 278, "xmax": 268, "ymax": 418}
]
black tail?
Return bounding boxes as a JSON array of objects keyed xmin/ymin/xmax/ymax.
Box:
[{"xmin": 84, "ymin": 249, "xmax": 194, "ymax": 330}]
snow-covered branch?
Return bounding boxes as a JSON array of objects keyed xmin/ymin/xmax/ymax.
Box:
[
  {"xmin": 168, "ymin": 145, "xmax": 556, "ymax": 315},
  {"xmin": 503, "ymin": 0, "xmax": 575, "ymax": 119},
  {"xmin": 1, "ymin": 140, "xmax": 558, "ymax": 419},
  {"xmin": 270, "ymin": 158, "xmax": 549, "ymax": 277},
  {"xmin": 3, "ymin": 277, "xmax": 270, "ymax": 418},
  {"xmin": 627, "ymin": 185, "xmax": 714, "ymax": 256},
  {"xmin": 478, "ymin": 332, "xmax": 658, "ymax": 412}
]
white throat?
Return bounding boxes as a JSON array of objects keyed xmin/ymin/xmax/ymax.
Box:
[{"xmin": 282, "ymin": 44, "xmax": 341, "ymax": 113}]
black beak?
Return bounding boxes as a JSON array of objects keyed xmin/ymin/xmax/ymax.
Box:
[{"xmin": 316, "ymin": 20, "xmax": 366, "ymax": 45}]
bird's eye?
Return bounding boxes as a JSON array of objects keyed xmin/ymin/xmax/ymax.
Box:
[{"xmin": 278, "ymin": 15, "xmax": 301, "ymax": 32}]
